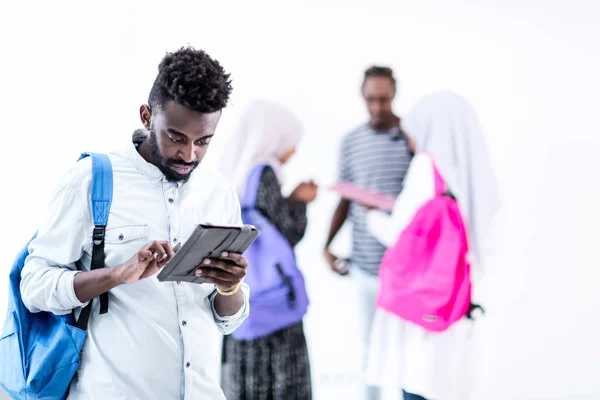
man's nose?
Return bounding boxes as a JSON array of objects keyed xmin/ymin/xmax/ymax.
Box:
[
  {"xmin": 371, "ymin": 101, "xmax": 383, "ymax": 114},
  {"xmin": 371, "ymin": 104, "xmax": 383, "ymax": 115},
  {"xmin": 178, "ymin": 143, "xmax": 197, "ymax": 163}
]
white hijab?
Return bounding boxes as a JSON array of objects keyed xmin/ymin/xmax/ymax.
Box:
[
  {"xmin": 219, "ymin": 100, "xmax": 304, "ymax": 196},
  {"xmin": 405, "ymin": 91, "xmax": 500, "ymax": 272}
]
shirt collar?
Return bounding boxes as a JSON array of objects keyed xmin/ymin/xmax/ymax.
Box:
[
  {"xmin": 369, "ymin": 125, "xmax": 401, "ymax": 135},
  {"xmin": 126, "ymin": 142, "xmax": 170, "ymax": 184}
]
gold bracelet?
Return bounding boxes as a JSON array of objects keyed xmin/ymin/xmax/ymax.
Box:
[{"xmin": 216, "ymin": 283, "xmax": 241, "ymax": 296}]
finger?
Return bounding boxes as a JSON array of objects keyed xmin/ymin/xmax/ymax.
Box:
[
  {"xmin": 150, "ymin": 242, "xmax": 167, "ymax": 262},
  {"xmin": 215, "ymin": 252, "xmax": 248, "ymax": 268},
  {"xmin": 155, "ymin": 242, "xmax": 174, "ymax": 266},
  {"xmin": 138, "ymin": 249, "xmax": 154, "ymax": 264},
  {"xmin": 153, "ymin": 241, "xmax": 174, "ymax": 264},
  {"xmin": 163, "ymin": 242, "xmax": 176, "ymax": 260},
  {"xmin": 144, "ymin": 241, "xmax": 160, "ymax": 259},
  {"xmin": 195, "ymin": 266, "xmax": 244, "ymax": 282},
  {"xmin": 156, "ymin": 255, "xmax": 169, "ymax": 268},
  {"xmin": 145, "ymin": 240, "xmax": 169, "ymax": 255},
  {"xmin": 145, "ymin": 241, "xmax": 173, "ymax": 271},
  {"xmin": 198, "ymin": 259, "xmax": 247, "ymax": 276}
]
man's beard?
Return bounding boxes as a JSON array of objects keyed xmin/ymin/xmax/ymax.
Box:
[
  {"xmin": 148, "ymin": 129, "xmax": 199, "ymax": 183},
  {"xmin": 370, "ymin": 112, "xmax": 394, "ymax": 130}
]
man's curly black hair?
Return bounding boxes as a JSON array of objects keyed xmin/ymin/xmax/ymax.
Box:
[{"xmin": 148, "ymin": 46, "xmax": 233, "ymax": 114}]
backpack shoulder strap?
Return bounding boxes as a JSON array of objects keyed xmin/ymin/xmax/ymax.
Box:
[
  {"xmin": 422, "ymin": 152, "xmax": 453, "ymax": 198},
  {"xmin": 79, "ymin": 152, "xmax": 113, "ymax": 227},
  {"xmin": 240, "ymin": 164, "xmax": 269, "ymax": 211},
  {"xmin": 75, "ymin": 153, "xmax": 113, "ymax": 330},
  {"xmin": 429, "ymin": 159, "xmax": 446, "ymax": 195}
]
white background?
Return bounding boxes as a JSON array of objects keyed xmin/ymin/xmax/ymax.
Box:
[{"xmin": 1, "ymin": 1, "xmax": 599, "ymax": 399}]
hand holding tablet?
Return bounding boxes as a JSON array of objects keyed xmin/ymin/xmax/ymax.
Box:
[{"xmin": 156, "ymin": 224, "xmax": 260, "ymax": 285}]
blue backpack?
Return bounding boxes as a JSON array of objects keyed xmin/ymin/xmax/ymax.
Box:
[{"xmin": 0, "ymin": 153, "xmax": 113, "ymax": 400}]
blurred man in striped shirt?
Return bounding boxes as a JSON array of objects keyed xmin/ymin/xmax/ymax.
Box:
[{"xmin": 324, "ymin": 66, "xmax": 414, "ymax": 400}]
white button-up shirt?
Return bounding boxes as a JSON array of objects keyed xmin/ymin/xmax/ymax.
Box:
[{"xmin": 20, "ymin": 143, "xmax": 250, "ymax": 400}]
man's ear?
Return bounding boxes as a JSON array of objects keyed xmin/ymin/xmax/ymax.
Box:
[{"xmin": 139, "ymin": 105, "xmax": 152, "ymax": 130}]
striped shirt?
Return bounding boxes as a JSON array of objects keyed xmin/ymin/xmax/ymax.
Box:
[{"xmin": 338, "ymin": 124, "xmax": 413, "ymax": 275}]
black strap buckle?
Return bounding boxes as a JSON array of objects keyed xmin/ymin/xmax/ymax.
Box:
[
  {"xmin": 275, "ymin": 263, "xmax": 296, "ymax": 309},
  {"xmin": 93, "ymin": 226, "xmax": 106, "ymax": 245},
  {"xmin": 75, "ymin": 224, "xmax": 110, "ymax": 330},
  {"xmin": 466, "ymin": 303, "xmax": 485, "ymax": 320},
  {"xmin": 442, "ymin": 191, "xmax": 456, "ymax": 201}
]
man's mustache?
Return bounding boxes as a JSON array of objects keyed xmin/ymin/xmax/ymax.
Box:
[{"xmin": 165, "ymin": 159, "xmax": 198, "ymax": 167}]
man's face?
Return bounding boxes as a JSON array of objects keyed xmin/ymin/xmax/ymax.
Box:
[
  {"xmin": 140, "ymin": 100, "xmax": 221, "ymax": 183},
  {"xmin": 362, "ymin": 76, "xmax": 396, "ymax": 129}
]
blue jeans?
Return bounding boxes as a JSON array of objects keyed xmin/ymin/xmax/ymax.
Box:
[
  {"xmin": 403, "ymin": 390, "xmax": 427, "ymax": 400},
  {"xmin": 353, "ymin": 268, "xmax": 429, "ymax": 400},
  {"xmin": 353, "ymin": 267, "xmax": 380, "ymax": 400}
]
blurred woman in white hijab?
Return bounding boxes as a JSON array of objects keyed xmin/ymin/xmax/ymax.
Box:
[
  {"xmin": 364, "ymin": 91, "xmax": 500, "ymax": 400},
  {"xmin": 219, "ymin": 99, "xmax": 318, "ymax": 400}
]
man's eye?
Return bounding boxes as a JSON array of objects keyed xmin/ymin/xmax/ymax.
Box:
[
  {"xmin": 169, "ymin": 135, "xmax": 184, "ymax": 143},
  {"xmin": 196, "ymin": 137, "xmax": 212, "ymax": 146}
]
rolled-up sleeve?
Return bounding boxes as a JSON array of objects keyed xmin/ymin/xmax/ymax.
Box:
[
  {"xmin": 206, "ymin": 183, "xmax": 252, "ymax": 334},
  {"xmin": 208, "ymin": 283, "xmax": 250, "ymax": 335},
  {"xmin": 20, "ymin": 182, "xmax": 91, "ymax": 315},
  {"xmin": 366, "ymin": 210, "xmax": 396, "ymax": 248},
  {"xmin": 366, "ymin": 154, "xmax": 436, "ymax": 248}
]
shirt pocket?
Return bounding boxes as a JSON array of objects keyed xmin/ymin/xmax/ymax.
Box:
[
  {"xmin": 105, "ymin": 225, "xmax": 148, "ymax": 244},
  {"xmin": 103, "ymin": 225, "xmax": 149, "ymax": 266}
]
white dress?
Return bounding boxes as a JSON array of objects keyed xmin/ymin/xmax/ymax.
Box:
[{"xmin": 365, "ymin": 153, "xmax": 476, "ymax": 400}]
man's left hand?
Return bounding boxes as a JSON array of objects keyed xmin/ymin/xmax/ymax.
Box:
[{"xmin": 195, "ymin": 252, "xmax": 248, "ymax": 291}]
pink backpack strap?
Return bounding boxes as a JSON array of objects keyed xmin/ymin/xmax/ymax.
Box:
[
  {"xmin": 424, "ymin": 153, "xmax": 472, "ymax": 262},
  {"xmin": 423, "ymin": 152, "xmax": 446, "ymax": 195}
]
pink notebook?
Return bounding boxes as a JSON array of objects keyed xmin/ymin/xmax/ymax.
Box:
[{"xmin": 330, "ymin": 182, "xmax": 396, "ymax": 212}]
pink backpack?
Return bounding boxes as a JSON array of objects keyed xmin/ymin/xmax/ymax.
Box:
[{"xmin": 376, "ymin": 155, "xmax": 476, "ymax": 332}]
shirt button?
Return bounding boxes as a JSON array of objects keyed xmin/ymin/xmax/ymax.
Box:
[
  {"xmin": 186, "ymin": 362, "xmax": 191, "ymax": 368},
  {"xmin": 173, "ymin": 237, "xmax": 178, "ymax": 243},
  {"xmin": 182, "ymin": 320, "xmax": 187, "ymax": 327},
  {"xmin": 168, "ymin": 198, "xmax": 174, "ymax": 203}
]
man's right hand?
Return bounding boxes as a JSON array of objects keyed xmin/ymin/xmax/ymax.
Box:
[
  {"xmin": 117, "ymin": 240, "xmax": 175, "ymax": 284},
  {"xmin": 323, "ymin": 247, "xmax": 349, "ymax": 276},
  {"xmin": 73, "ymin": 240, "xmax": 175, "ymax": 304}
]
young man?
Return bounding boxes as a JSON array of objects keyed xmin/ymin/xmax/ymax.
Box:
[
  {"xmin": 20, "ymin": 47, "xmax": 249, "ymax": 400},
  {"xmin": 323, "ymin": 66, "xmax": 414, "ymax": 400}
]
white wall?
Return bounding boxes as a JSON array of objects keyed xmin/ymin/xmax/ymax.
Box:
[{"xmin": 1, "ymin": 1, "xmax": 599, "ymax": 399}]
